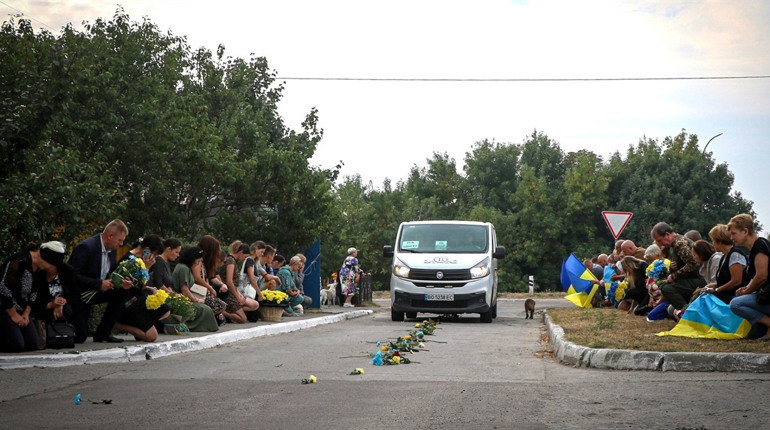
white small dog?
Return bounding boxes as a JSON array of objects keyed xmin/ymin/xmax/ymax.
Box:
[{"xmin": 320, "ymin": 283, "xmax": 338, "ymax": 307}]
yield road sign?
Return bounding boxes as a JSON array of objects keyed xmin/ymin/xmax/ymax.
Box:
[{"xmin": 602, "ymin": 211, "xmax": 633, "ymax": 239}]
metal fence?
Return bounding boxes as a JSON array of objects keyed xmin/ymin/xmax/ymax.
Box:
[{"xmin": 354, "ymin": 274, "xmax": 372, "ymax": 305}]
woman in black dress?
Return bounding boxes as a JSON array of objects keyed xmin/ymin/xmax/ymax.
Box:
[{"xmin": 115, "ymin": 234, "xmax": 171, "ymax": 342}]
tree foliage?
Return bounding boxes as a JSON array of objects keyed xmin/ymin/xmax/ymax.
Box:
[{"xmin": 0, "ymin": 11, "xmax": 336, "ymax": 256}]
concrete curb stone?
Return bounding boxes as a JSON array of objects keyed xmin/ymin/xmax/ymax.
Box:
[
  {"xmin": 545, "ymin": 310, "xmax": 770, "ymax": 372},
  {"xmin": 0, "ymin": 310, "xmax": 373, "ymax": 370}
]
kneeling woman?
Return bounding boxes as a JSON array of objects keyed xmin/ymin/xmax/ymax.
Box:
[
  {"xmin": 171, "ymin": 246, "xmax": 219, "ymax": 332},
  {"xmin": 1, "ymin": 241, "xmax": 69, "ymax": 352},
  {"xmin": 728, "ymin": 214, "xmax": 770, "ymax": 339},
  {"xmin": 619, "ymin": 256, "xmax": 650, "ymax": 314},
  {"xmin": 115, "ymin": 235, "xmax": 171, "ymax": 342}
]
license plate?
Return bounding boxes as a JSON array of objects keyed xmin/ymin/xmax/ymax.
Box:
[{"xmin": 425, "ymin": 293, "xmax": 454, "ymax": 301}]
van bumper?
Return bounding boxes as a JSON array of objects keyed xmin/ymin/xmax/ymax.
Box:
[{"xmin": 392, "ymin": 291, "xmax": 491, "ymax": 314}]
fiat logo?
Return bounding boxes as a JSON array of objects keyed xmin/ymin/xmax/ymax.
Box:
[{"xmin": 436, "ymin": 271, "xmax": 444, "ymax": 280}]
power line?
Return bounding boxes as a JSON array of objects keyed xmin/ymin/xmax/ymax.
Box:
[
  {"xmin": 0, "ymin": 0, "xmax": 57, "ymax": 32},
  {"xmin": 275, "ymin": 75, "xmax": 770, "ymax": 82}
]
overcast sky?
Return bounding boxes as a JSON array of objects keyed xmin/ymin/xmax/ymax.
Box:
[{"xmin": 4, "ymin": 0, "xmax": 769, "ymax": 233}]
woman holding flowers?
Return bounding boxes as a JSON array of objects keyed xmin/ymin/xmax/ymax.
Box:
[
  {"xmin": 114, "ymin": 235, "xmax": 171, "ymax": 342},
  {"xmin": 171, "ymin": 246, "xmax": 219, "ymax": 332},
  {"xmin": 618, "ymin": 256, "xmax": 649, "ymax": 314},
  {"xmin": 643, "ymin": 244, "xmax": 671, "ymax": 321}
]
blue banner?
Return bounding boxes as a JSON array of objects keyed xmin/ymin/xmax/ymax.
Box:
[{"xmin": 302, "ymin": 236, "xmax": 321, "ymax": 309}]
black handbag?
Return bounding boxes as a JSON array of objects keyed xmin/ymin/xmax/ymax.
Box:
[{"xmin": 46, "ymin": 319, "xmax": 76, "ymax": 349}]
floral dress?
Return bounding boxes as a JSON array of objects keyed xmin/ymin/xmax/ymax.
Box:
[{"xmin": 339, "ymin": 256, "xmax": 362, "ymax": 296}]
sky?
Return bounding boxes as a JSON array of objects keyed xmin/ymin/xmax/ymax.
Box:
[{"xmin": 4, "ymin": 0, "xmax": 770, "ymax": 230}]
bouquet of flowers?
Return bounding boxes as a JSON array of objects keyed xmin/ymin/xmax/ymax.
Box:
[
  {"xmin": 81, "ymin": 254, "xmax": 149, "ymax": 303},
  {"xmin": 414, "ymin": 319, "xmax": 438, "ymax": 335},
  {"xmin": 145, "ymin": 289, "xmax": 169, "ymax": 310},
  {"xmin": 261, "ymin": 290, "xmax": 289, "ymax": 305},
  {"xmin": 645, "ymin": 259, "xmax": 671, "ymax": 301},
  {"xmin": 164, "ymin": 292, "xmax": 196, "ymax": 321},
  {"xmin": 613, "ymin": 280, "xmax": 629, "ymax": 303},
  {"xmin": 111, "ymin": 254, "xmax": 149, "ymax": 289}
]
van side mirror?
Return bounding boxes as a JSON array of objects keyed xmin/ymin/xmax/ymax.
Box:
[
  {"xmin": 383, "ymin": 245, "xmax": 394, "ymax": 258},
  {"xmin": 493, "ymin": 246, "xmax": 506, "ymax": 259}
]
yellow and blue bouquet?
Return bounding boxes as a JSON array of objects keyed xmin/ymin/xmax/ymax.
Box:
[
  {"xmin": 81, "ymin": 254, "xmax": 150, "ymax": 303},
  {"xmin": 111, "ymin": 255, "xmax": 149, "ymax": 289}
]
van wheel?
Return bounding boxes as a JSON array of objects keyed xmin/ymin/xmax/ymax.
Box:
[
  {"xmin": 480, "ymin": 307, "xmax": 494, "ymax": 323},
  {"xmin": 405, "ymin": 312, "xmax": 417, "ymax": 319},
  {"xmin": 492, "ymin": 303, "xmax": 497, "ymax": 318},
  {"xmin": 391, "ymin": 309, "xmax": 405, "ymax": 321}
]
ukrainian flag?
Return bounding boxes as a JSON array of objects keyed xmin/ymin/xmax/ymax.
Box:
[
  {"xmin": 657, "ymin": 293, "xmax": 750, "ymax": 339},
  {"xmin": 560, "ymin": 253, "xmax": 599, "ymax": 308}
]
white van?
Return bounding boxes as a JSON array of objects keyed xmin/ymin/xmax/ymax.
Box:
[{"xmin": 382, "ymin": 220, "xmax": 506, "ymax": 323}]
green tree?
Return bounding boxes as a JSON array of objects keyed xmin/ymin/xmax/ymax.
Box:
[
  {"xmin": 463, "ymin": 139, "xmax": 521, "ymax": 213},
  {"xmin": 605, "ymin": 130, "xmax": 754, "ymax": 244},
  {"xmin": 0, "ymin": 11, "xmax": 338, "ymax": 256},
  {"xmin": 510, "ymin": 166, "xmax": 565, "ymax": 289},
  {"xmin": 563, "ymin": 150, "xmax": 610, "ymax": 257},
  {"xmin": 405, "ymin": 152, "xmax": 463, "ymax": 220}
]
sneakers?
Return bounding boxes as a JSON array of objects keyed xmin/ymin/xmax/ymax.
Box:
[
  {"xmin": 343, "ymin": 303, "xmax": 354, "ymax": 308},
  {"xmin": 633, "ymin": 304, "xmax": 651, "ymax": 316}
]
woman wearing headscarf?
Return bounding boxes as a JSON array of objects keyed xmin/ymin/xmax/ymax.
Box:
[{"xmin": 1, "ymin": 241, "xmax": 69, "ymax": 352}]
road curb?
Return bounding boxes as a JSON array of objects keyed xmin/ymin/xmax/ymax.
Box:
[
  {"xmin": 544, "ymin": 310, "xmax": 770, "ymax": 372},
  {"xmin": 0, "ymin": 310, "xmax": 373, "ymax": 370}
]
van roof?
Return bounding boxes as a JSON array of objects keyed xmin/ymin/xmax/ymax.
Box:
[{"xmin": 400, "ymin": 220, "xmax": 491, "ymax": 226}]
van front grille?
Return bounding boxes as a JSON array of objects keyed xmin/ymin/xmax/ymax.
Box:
[{"xmin": 409, "ymin": 269, "xmax": 470, "ymax": 281}]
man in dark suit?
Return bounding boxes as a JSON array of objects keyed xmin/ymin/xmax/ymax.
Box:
[{"xmin": 68, "ymin": 219, "xmax": 131, "ymax": 343}]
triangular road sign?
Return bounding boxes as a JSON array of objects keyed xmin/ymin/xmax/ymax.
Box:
[{"xmin": 602, "ymin": 211, "xmax": 633, "ymax": 239}]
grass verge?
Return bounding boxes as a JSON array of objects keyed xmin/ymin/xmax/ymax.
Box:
[{"xmin": 549, "ymin": 307, "xmax": 770, "ymax": 354}]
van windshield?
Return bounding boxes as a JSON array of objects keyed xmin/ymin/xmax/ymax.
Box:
[{"xmin": 398, "ymin": 224, "xmax": 488, "ymax": 253}]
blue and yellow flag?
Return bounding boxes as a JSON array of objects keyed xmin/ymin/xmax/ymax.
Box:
[
  {"xmin": 560, "ymin": 253, "xmax": 599, "ymax": 308},
  {"xmin": 657, "ymin": 293, "xmax": 750, "ymax": 339}
]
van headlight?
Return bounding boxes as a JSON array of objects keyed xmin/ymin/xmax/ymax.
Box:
[
  {"xmin": 470, "ymin": 258, "xmax": 490, "ymax": 278},
  {"xmin": 393, "ymin": 258, "xmax": 411, "ymax": 278}
]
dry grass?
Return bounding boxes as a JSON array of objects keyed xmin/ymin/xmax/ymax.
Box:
[{"xmin": 549, "ymin": 307, "xmax": 770, "ymax": 354}]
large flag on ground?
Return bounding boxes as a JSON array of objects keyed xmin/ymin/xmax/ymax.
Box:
[
  {"xmin": 656, "ymin": 293, "xmax": 750, "ymax": 339},
  {"xmin": 560, "ymin": 253, "xmax": 599, "ymax": 308}
]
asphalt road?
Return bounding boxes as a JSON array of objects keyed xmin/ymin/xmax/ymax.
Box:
[{"xmin": 0, "ymin": 299, "xmax": 767, "ymax": 429}]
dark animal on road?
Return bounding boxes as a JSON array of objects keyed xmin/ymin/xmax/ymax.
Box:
[{"xmin": 524, "ymin": 298, "xmax": 535, "ymax": 319}]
